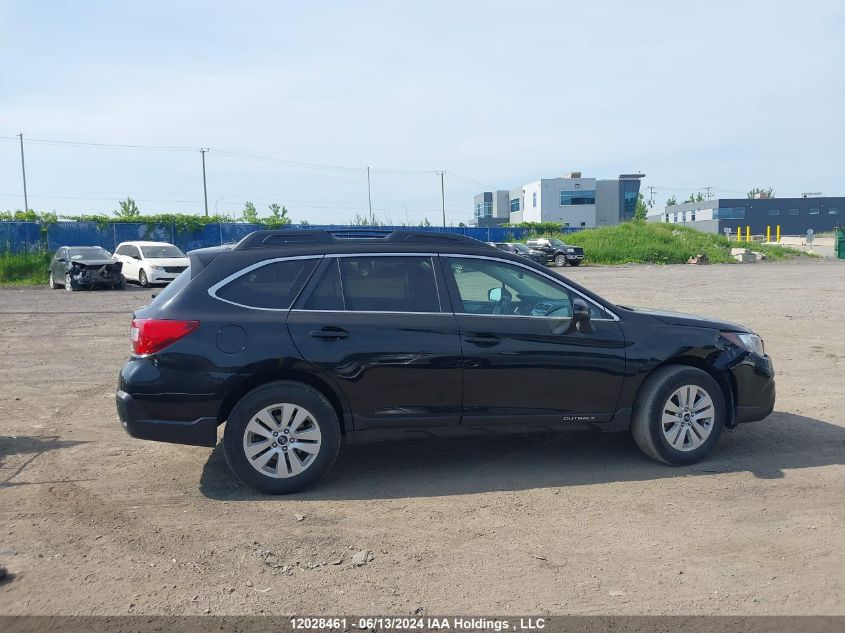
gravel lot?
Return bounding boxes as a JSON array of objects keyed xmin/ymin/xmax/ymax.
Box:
[{"xmin": 0, "ymin": 259, "xmax": 843, "ymax": 616}]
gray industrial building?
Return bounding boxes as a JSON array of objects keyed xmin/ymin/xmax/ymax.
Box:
[
  {"xmin": 473, "ymin": 172, "xmax": 644, "ymax": 228},
  {"xmin": 651, "ymin": 196, "xmax": 844, "ymax": 237}
]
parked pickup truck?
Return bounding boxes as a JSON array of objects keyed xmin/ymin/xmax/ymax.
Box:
[{"xmin": 526, "ymin": 237, "xmax": 585, "ymax": 267}]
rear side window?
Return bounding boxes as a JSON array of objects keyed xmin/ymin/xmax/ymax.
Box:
[
  {"xmin": 215, "ymin": 258, "xmax": 319, "ymax": 310},
  {"xmin": 303, "ymin": 256, "xmax": 441, "ymax": 313}
]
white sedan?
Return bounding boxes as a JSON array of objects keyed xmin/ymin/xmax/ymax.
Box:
[{"xmin": 113, "ymin": 241, "xmax": 189, "ymax": 287}]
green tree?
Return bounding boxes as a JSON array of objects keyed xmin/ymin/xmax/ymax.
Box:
[
  {"xmin": 686, "ymin": 192, "xmax": 705, "ymax": 203},
  {"xmin": 267, "ymin": 203, "xmax": 291, "ymax": 226},
  {"xmin": 665, "ymin": 195, "xmax": 677, "ymax": 207},
  {"xmin": 242, "ymin": 201, "xmax": 258, "ymax": 223},
  {"xmin": 114, "ymin": 197, "xmax": 140, "ymax": 219},
  {"xmin": 633, "ymin": 193, "xmax": 649, "ymax": 222},
  {"xmin": 419, "ymin": 217, "xmax": 432, "ymax": 227},
  {"xmin": 747, "ymin": 187, "xmax": 774, "ymax": 199},
  {"xmin": 350, "ymin": 214, "xmax": 371, "ymax": 226}
]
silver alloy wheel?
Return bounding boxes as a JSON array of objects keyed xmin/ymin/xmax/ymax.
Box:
[
  {"xmin": 554, "ymin": 254, "xmax": 566, "ymax": 267},
  {"xmin": 64, "ymin": 273, "xmax": 73, "ymax": 291},
  {"xmin": 242, "ymin": 403, "xmax": 322, "ymax": 478},
  {"xmin": 662, "ymin": 385, "xmax": 715, "ymax": 451}
]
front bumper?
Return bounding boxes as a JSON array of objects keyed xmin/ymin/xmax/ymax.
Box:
[
  {"xmin": 731, "ymin": 353, "xmax": 776, "ymax": 423},
  {"xmin": 116, "ymin": 389, "xmax": 218, "ymax": 447},
  {"xmin": 146, "ymin": 269, "xmax": 180, "ymax": 283}
]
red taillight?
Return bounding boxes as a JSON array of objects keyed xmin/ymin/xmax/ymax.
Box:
[{"xmin": 130, "ymin": 318, "xmax": 200, "ymax": 355}]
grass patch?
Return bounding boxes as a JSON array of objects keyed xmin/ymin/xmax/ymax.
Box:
[
  {"xmin": 541, "ymin": 222, "xmax": 805, "ymax": 265},
  {"xmin": 0, "ymin": 251, "xmax": 51, "ymax": 285}
]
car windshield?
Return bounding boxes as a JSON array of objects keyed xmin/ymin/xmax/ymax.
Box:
[
  {"xmin": 67, "ymin": 247, "xmax": 111, "ymax": 260},
  {"xmin": 140, "ymin": 245, "xmax": 185, "ymax": 259},
  {"xmin": 512, "ymin": 243, "xmax": 530, "ymax": 253}
]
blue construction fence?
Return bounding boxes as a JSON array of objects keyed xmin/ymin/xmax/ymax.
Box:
[{"xmin": 0, "ymin": 222, "xmax": 581, "ymax": 254}]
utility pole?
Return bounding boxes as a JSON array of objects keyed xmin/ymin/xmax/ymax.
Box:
[
  {"xmin": 366, "ymin": 166, "xmax": 373, "ymax": 224},
  {"xmin": 18, "ymin": 133, "xmax": 28, "ymax": 212},
  {"xmin": 704, "ymin": 186, "xmax": 713, "ymax": 201},
  {"xmin": 648, "ymin": 185, "xmax": 655, "ymax": 207},
  {"xmin": 200, "ymin": 148, "xmax": 209, "ymax": 216},
  {"xmin": 440, "ymin": 171, "xmax": 446, "ymax": 227}
]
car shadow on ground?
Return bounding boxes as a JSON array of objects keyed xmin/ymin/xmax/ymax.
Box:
[
  {"xmin": 198, "ymin": 411, "xmax": 845, "ymax": 501},
  {"xmin": 0, "ymin": 435, "xmax": 90, "ymax": 489}
]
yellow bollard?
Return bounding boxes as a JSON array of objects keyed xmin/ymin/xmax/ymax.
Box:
[
  {"xmin": 776, "ymin": 225, "xmax": 781, "ymax": 242},
  {"xmin": 767, "ymin": 226, "xmax": 771, "ymax": 243},
  {"xmin": 737, "ymin": 227, "xmax": 741, "ymax": 242},
  {"xmin": 746, "ymin": 226, "xmax": 751, "ymax": 243}
]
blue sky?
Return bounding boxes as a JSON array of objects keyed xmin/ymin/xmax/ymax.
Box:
[{"xmin": 1, "ymin": 0, "xmax": 843, "ymax": 223}]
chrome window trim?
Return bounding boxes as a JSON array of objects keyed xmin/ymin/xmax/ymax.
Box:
[
  {"xmin": 207, "ymin": 255, "xmax": 324, "ymax": 311},
  {"xmin": 290, "ymin": 309, "xmax": 448, "ymax": 316},
  {"xmin": 443, "ymin": 253, "xmax": 620, "ymax": 322}
]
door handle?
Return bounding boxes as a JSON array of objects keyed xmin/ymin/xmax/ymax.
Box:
[
  {"xmin": 464, "ymin": 333, "xmax": 500, "ymax": 347},
  {"xmin": 309, "ymin": 327, "xmax": 349, "ymax": 340}
]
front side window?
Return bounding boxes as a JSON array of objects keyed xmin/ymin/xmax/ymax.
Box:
[
  {"xmin": 446, "ymin": 256, "xmax": 605, "ymax": 319},
  {"xmin": 215, "ymin": 258, "xmax": 319, "ymax": 310},
  {"xmin": 304, "ymin": 256, "xmax": 441, "ymax": 313}
]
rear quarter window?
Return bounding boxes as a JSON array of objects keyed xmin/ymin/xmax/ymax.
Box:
[{"xmin": 214, "ymin": 258, "xmax": 319, "ymax": 310}]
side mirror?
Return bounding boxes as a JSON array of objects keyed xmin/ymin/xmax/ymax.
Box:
[
  {"xmin": 572, "ymin": 298, "xmax": 595, "ymax": 333},
  {"xmin": 488, "ymin": 287, "xmax": 502, "ymax": 302},
  {"xmin": 57, "ymin": 257, "xmax": 66, "ymax": 262}
]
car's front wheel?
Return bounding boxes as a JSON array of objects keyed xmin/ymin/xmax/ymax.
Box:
[
  {"xmin": 554, "ymin": 254, "xmax": 567, "ymax": 267},
  {"xmin": 223, "ymin": 381, "xmax": 341, "ymax": 494},
  {"xmin": 64, "ymin": 273, "xmax": 77, "ymax": 291},
  {"xmin": 631, "ymin": 365, "xmax": 725, "ymax": 465}
]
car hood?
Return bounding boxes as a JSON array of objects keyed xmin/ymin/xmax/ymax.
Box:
[
  {"xmin": 143, "ymin": 257, "xmax": 189, "ymax": 266},
  {"xmin": 69, "ymin": 258, "xmax": 118, "ymax": 266},
  {"xmin": 628, "ymin": 306, "xmax": 749, "ymax": 332}
]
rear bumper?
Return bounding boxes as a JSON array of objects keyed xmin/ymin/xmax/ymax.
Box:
[{"xmin": 116, "ymin": 389, "xmax": 218, "ymax": 447}]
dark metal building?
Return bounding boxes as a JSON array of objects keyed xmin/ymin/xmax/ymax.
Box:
[{"xmin": 656, "ymin": 197, "xmax": 844, "ymax": 236}]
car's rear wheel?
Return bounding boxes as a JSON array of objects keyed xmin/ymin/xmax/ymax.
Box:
[
  {"xmin": 139, "ymin": 269, "xmax": 150, "ymax": 287},
  {"xmin": 223, "ymin": 381, "xmax": 341, "ymax": 494},
  {"xmin": 554, "ymin": 254, "xmax": 567, "ymax": 267},
  {"xmin": 64, "ymin": 273, "xmax": 77, "ymax": 291},
  {"xmin": 631, "ymin": 365, "xmax": 725, "ymax": 465},
  {"xmin": 48, "ymin": 271, "xmax": 60, "ymax": 289}
]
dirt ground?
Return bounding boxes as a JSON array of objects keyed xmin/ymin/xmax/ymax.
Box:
[{"xmin": 0, "ymin": 259, "xmax": 843, "ymax": 616}]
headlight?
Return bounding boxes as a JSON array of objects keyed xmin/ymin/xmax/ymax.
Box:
[
  {"xmin": 148, "ymin": 264, "xmax": 161, "ymax": 270},
  {"xmin": 566, "ymin": 248, "xmax": 574, "ymax": 253},
  {"xmin": 723, "ymin": 332, "xmax": 765, "ymax": 356}
]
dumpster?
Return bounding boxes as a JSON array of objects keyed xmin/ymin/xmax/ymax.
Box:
[{"xmin": 837, "ymin": 227, "xmax": 845, "ymax": 260}]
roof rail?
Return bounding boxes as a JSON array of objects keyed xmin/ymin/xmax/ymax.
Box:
[{"xmin": 234, "ymin": 229, "xmax": 487, "ymax": 250}]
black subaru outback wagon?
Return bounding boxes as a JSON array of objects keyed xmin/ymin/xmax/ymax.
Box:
[{"xmin": 117, "ymin": 230, "xmax": 775, "ymax": 494}]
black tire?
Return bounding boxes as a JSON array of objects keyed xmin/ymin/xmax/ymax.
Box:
[
  {"xmin": 554, "ymin": 254, "xmax": 567, "ymax": 267},
  {"xmin": 631, "ymin": 365, "xmax": 726, "ymax": 466},
  {"xmin": 223, "ymin": 381, "xmax": 341, "ymax": 494},
  {"xmin": 113, "ymin": 274, "xmax": 126, "ymax": 290},
  {"xmin": 569, "ymin": 260, "xmax": 582, "ymax": 267},
  {"xmin": 139, "ymin": 269, "xmax": 149, "ymax": 288},
  {"xmin": 48, "ymin": 271, "xmax": 60, "ymax": 289},
  {"xmin": 64, "ymin": 273, "xmax": 77, "ymax": 292}
]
